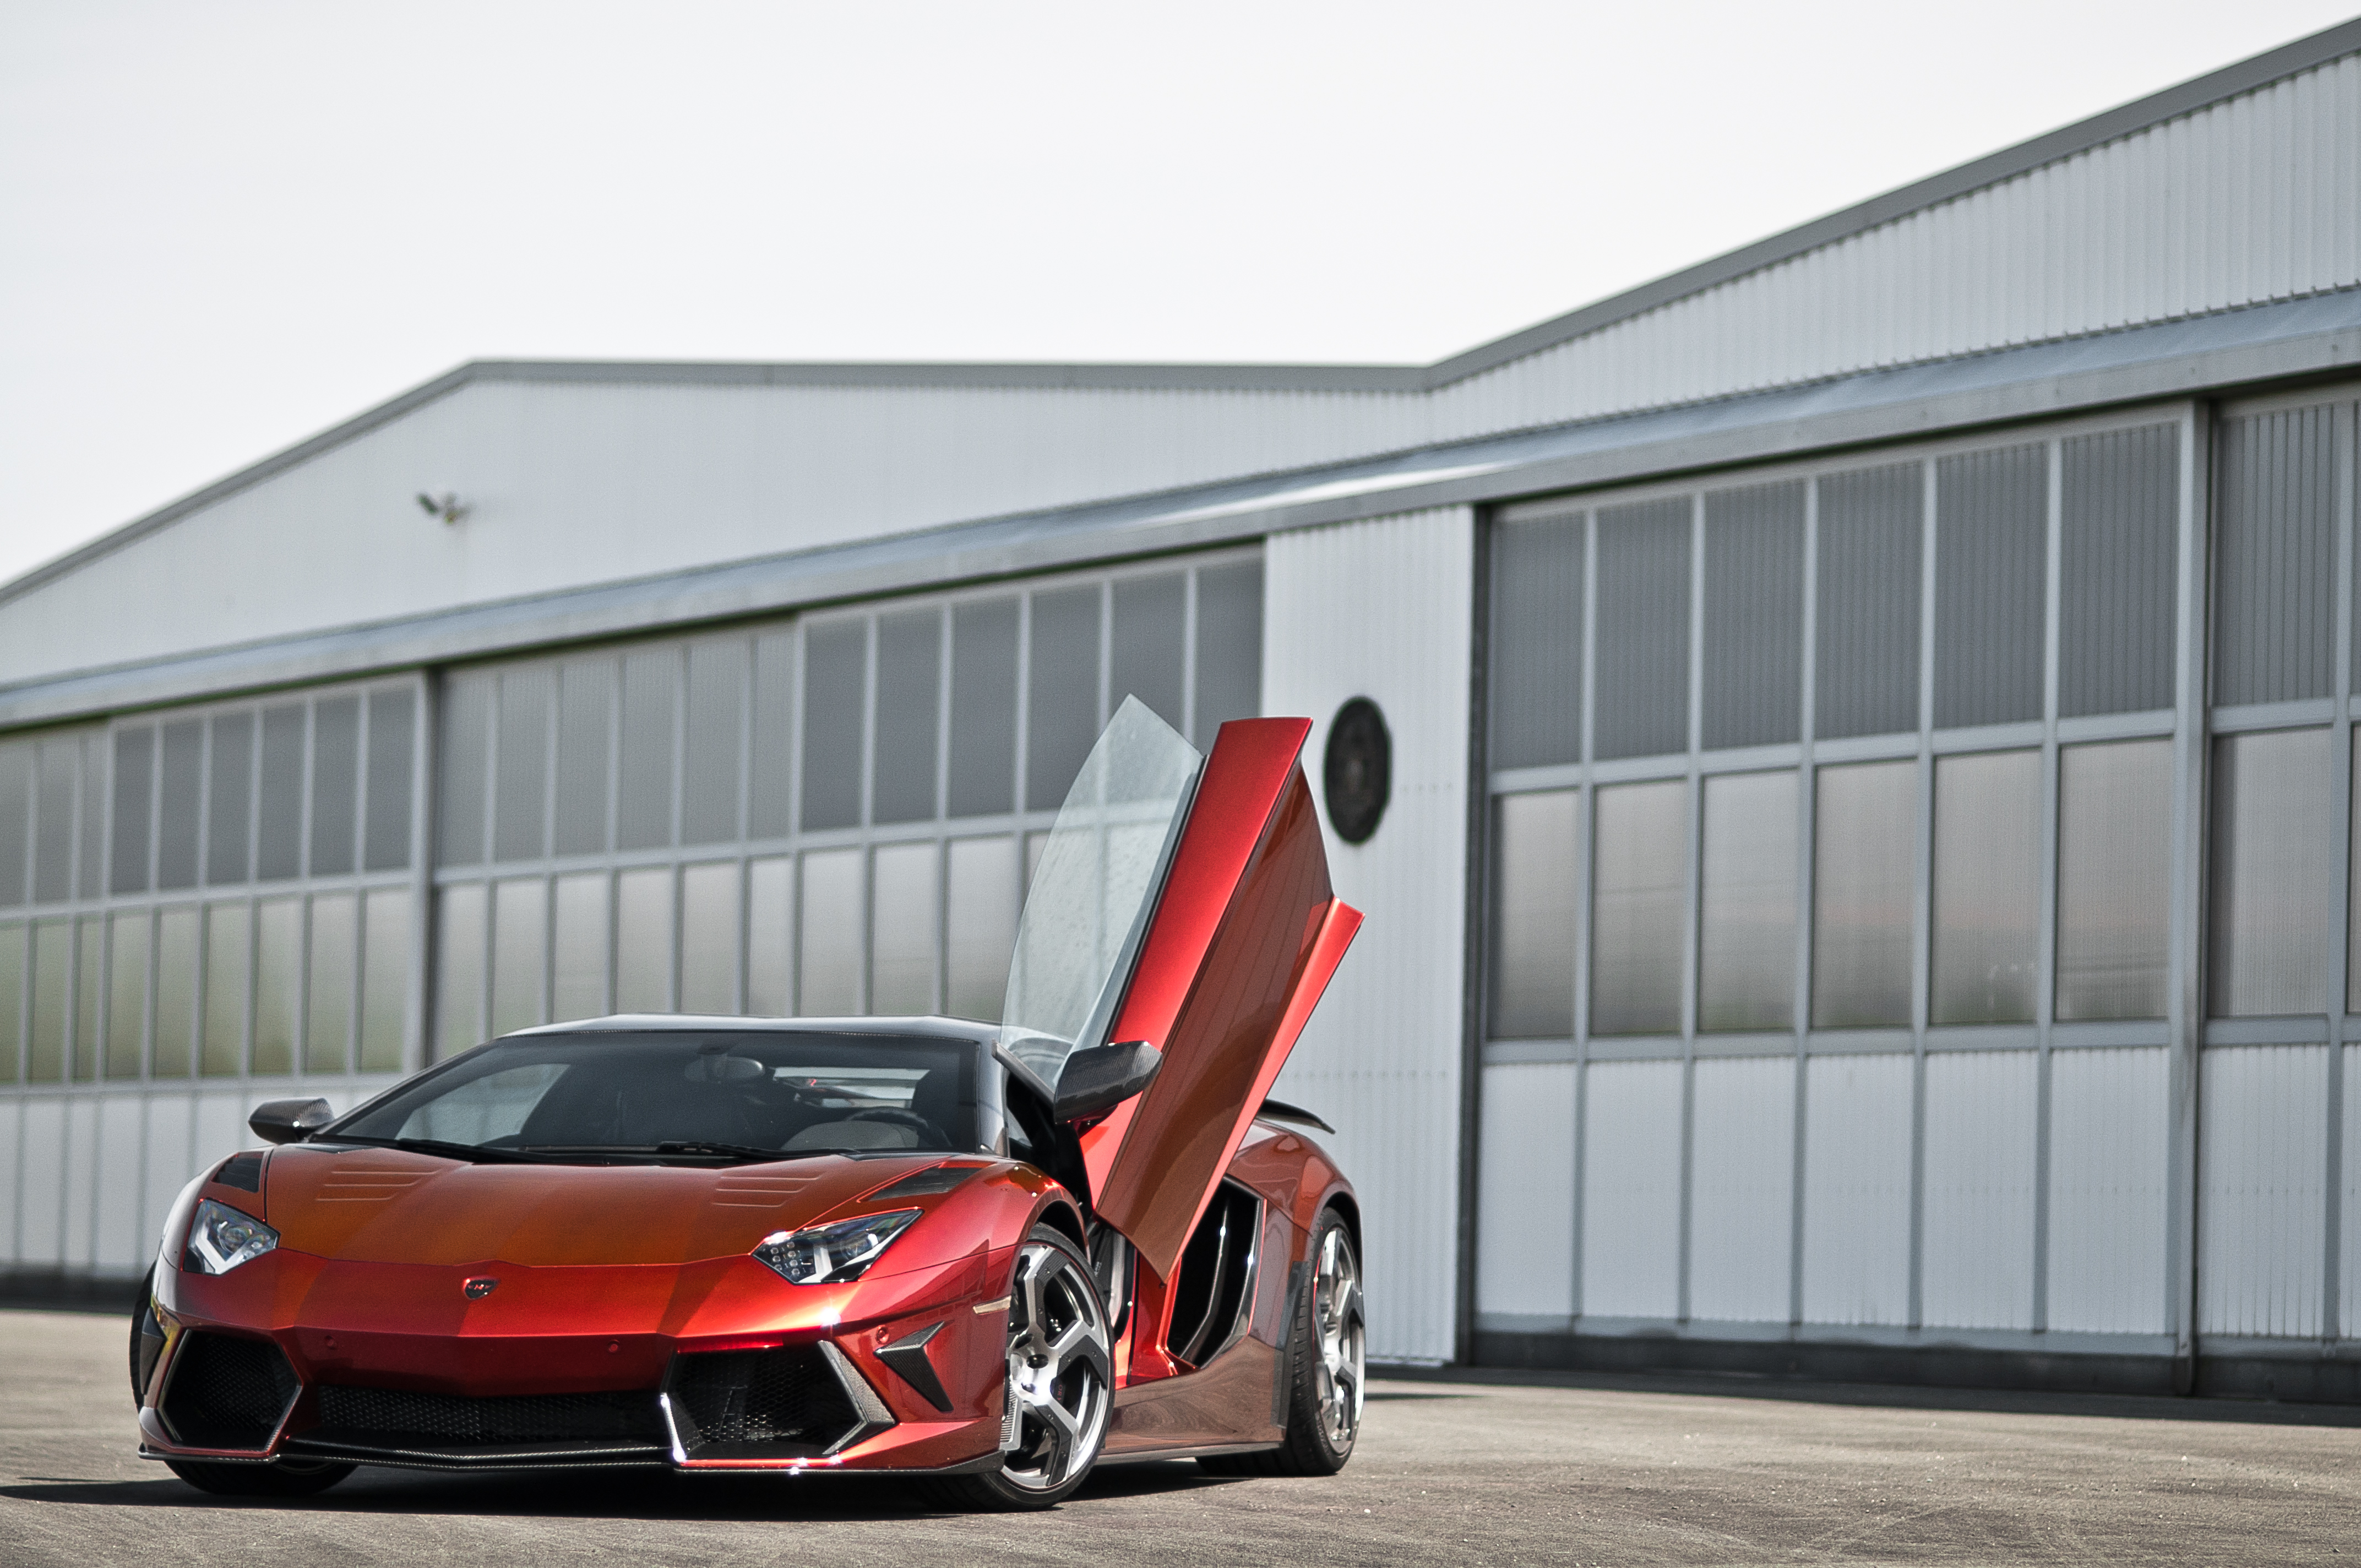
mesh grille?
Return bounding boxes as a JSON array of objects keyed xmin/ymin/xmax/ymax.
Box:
[
  {"xmin": 161, "ymin": 1333, "xmax": 299, "ymax": 1450},
  {"xmin": 670, "ymin": 1347, "xmax": 857, "ymax": 1453},
  {"xmin": 314, "ymin": 1385, "xmax": 665, "ymax": 1447}
]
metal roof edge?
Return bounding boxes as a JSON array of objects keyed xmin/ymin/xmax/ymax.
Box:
[
  {"xmin": 5, "ymin": 290, "xmax": 2353, "ymax": 731},
  {"xmin": 1421, "ymin": 15, "xmax": 2361, "ymax": 386},
  {"xmin": 463, "ymin": 358, "xmax": 1426, "ymax": 393}
]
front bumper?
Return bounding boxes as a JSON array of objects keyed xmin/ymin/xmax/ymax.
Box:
[{"xmin": 139, "ymin": 1248, "xmax": 1007, "ymax": 1474}]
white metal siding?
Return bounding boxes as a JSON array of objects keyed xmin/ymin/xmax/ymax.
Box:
[
  {"xmin": 2047, "ymin": 1048, "xmax": 2170, "ymax": 1335},
  {"xmin": 141, "ymin": 1099, "xmax": 194, "ymax": 1275},
  {"xmin": 2200, "ymin": 1045, "xmax": 2327, "ymax": 1338},
  {"xmin": 1580, "ymin": 1059, "xmax": 1683, "ymax": 1320},
  {"xmin": 1264, "ymin": 507, "xmax": 1474, "ymax": 1364},
  {"xmin": 2347, "ymin": 1045, "xmax": 2361, "ymax": 1341},
  {"xmin": 17, "ymin": 1099, "xmax": 63, "ymax": 1266},
  {"xmin": 1688, "ymin": 1055, "xmax": 1794, "ymax": 1324},
  {"xmin": 1476, "ymin": 1063, "xmax": 1576, "ymax": 1323},
  {"xmin": 1800, "ymin": 1054, "xmax": 1914, "ymax": 1326},
  {"xmin": 61, "ymin": 1098, "xmax": 97, "ymax": 1270},
  {"xmin": 1920, "ymin": 1051, "xmax": 2038, "ymax": 1330},
  {"xmin": 93, "ymin": 1097, "xmax": 145, "ymax": 1270}
]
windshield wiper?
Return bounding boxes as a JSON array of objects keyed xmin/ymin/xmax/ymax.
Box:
[
  {"xmin": 519, "ymin": 1141, "xmax": 805, "ymax": 1163},
  {"xmin": 323, "ymin": 1135, "xmax": 550, "ymax": 1165}
]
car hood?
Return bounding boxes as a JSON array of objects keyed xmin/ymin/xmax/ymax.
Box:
[{"xmin": 260, "ymin": 1144, "xmax": 932, "ymax": 1267}]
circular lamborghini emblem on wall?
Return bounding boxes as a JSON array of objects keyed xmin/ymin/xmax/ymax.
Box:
[
  {"xmin": 463, "ymin": 1277, "xmax": 499, "ymax": 1300},
  {"xmin": 1323, "ymin": 697, "xmax": 1391, "ymax": 846}
]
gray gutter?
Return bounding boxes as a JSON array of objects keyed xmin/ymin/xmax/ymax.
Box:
[
  {"xmin": 8, "ymin": 20, "xmax": 2354, "ymax": 616},
  {"xmin": 4, "ymin": 286, "xmax": 2354, "ymax": 731}
]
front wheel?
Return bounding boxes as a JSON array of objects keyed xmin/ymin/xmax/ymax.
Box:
[
  {"xmin": 928, "ymin": 1224, "xmax": 1112, "ymax": 1511},
  {"xmin": 1200, "ymin": 1207, "xmax": 1364, "ymax": 1477},
  {"xmin": 165, "ymin": 1458, "xmax": 355, "ymax": 1497}
]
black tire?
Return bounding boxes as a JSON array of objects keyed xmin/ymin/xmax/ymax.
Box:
[
  {"xmin": 1198, "ymin": 1207, "xmax": 1364, "ymax": 1478},
  {"xmin": 128, "ymin": 1267, "xmax": 150, "ymax": 1409},
  {"xmin": 926, "ymin": 1223, "xmax": 1113, "ymax": 1511},
  {"xmin": 165, "ymin": 1458, "xmax": 356, "ymax": 1497}
]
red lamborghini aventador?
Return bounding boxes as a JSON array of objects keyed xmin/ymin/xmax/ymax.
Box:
[{"xmin": 130, "ymin": 701, "xmax": 1366, "ymax": 1509}]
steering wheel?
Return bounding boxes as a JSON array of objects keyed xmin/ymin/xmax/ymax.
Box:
[{"xmin": 845, "ymin": 1108, "xmax": 947, "ymax": 1145}]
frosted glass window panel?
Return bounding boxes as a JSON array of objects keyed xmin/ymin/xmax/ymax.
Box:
[
  {"xmin": 2059, "ymin": 425, "xmax": 2178, "ymax": 717},
  {"xmin": 1488, "ymin": 790, "xmax": 1578, "ymax": 1039},
  {"xmin": 1026, "ymin": 586, "xmax": 1102, "ymax": 812},
  {"xmin": 305, "ymin": 894, "xmax": 356, "ymax": 1072},
  {"xmin": 1591, "ymin": 779, "xmax": 1685, "ymax": 1035},
  {"xmin": 110, "ymin": 727, "xmax": 153, "ymax": 894},
  {"xmin": 0, "ymin": 740, "xmax": 30, "ymax": 907},
  {"xmin": 872, "ymin": 610, "xmax": 943, "ymax": 826},
  {"xmin": 76, "ymin": 733, "xmax": 105, "ymax": 899},
  {"xmin": 252, "ymin": 897, "xmax": 301, "ymax": 1075},
  {"xmin": 359, "ymin": 889, "xmax": 409, "ymax": 1072},
  {"xmin": 746, "ymin": 857, "xmax": 792, "ymax": 1016},
  {"xmin": 156, "ymin": 720, "xmax": 203, "ymax": 890},
  {"xmin": 551, "ymin": 873, "xmax": 611, "ymax": 1024},
  {"xmin": 1698, "ymin": 770, "xmax": 1798, "ymax": 1031},
  {"xmin": 870, "ymin": 842, "xmax": 939, "ymax": 1016},
  {"xmin": 489, "ymin": 878, "xmax": 547, "ymax": 1038},
  {"xmin": 154, "ymin": 906, "xmax": 198, "ymax": 1077},
  {"xmin": 616, "ymin": 649, "xmax": 679, "ymax": 851},
  {"xmin": 2210, "ymin": 727, "xmax": 2332, "ymax": 1017},
  {"xmin": 255, "ymin": 704, "xmax": 305, "ymax": 881},
  {"xmin": 0, "ymin": 924, "xmax": 20, "ymax": 1080},
  {"xmin": 1933, "ymin": 445, "xmax": 2047, "ymax": 729},
  {"xmin": 74, "ymin": 917, "xmax": 100, "ymax": 1079},
  {"xmin": 106, "ymin": 910, "xmax": 148, "ymax": 1079},
  {"xmin": 34, "ymin": 740, "xmax": 76, "ymax": 903},
  {"xmin": 1192, "ymin": 560, "xmax": 1263, "ymax": 751},
  {"xmin": 202, "ymin": 905, "xmax": 248, "ymax": 1076},
  {"xmin": 435, "ymin": 884, "xmax": 487, "ymax": 1059},
  {"xmin": 1490, "ymin": 514, "xmax": 1584, "ymax": 771},
  {"xmin": 437, "ymin": 674, "xmax": 492, "ymax": 867},
  {"xmin": 679, "ymin": 861, "xmax": 741, "ymax": 1014},
  {"xmin": 801, "ymin": 622, "xmax": 867, "ymax": 832},
  {"xmin": 206, "ymin": 712, "xmax": 253, "ymax": 885},
  {"xmin": 1111, "ymin": 573, "xmax": 1187, "ymax": 737},
  {"xmin": 2349, "ymin": 732, "xmax": 2361, "ymax": 1014},
  {"xmin": 682, "ymin": 639, "xmax": 746, "ymax": 845},
  {"xmin": 748, "ymin": 633, "xmax": 796, "ymax": 840},
  {"xmin": 1702, "ymin": 483, "xmax": 1805, "ymax": 751},
  {"xmin": 1592, "ymin": 499, "xmax": 1691, "ymax": 761},
  {"xmin": 1930, "ymin": 749, "xmax": 2041, "ymax": 1024},
  {"xmin": 2056, "ymin": 739, "xmax": 2172, "ymax": 1020},
  {"xmin": 945, "ymin": 836, "xmax": 1019, "ymax": 1022},
  {"xmin": 1025, "ymin": 830, "xmax": 1049, "ymax": 894},
  {"xmin": 799, "ymin": 849, "xmax": 863, "ymax": 1015},
  {"xmin": 613, "ymin": 865, "xmax": 674, "ymax": 1013},
  {"xmin": 553, "ymin": 658, "xmax": 615, "ymax": 856},
  {"xmin": 493, "ymin": 669, "xmax": 552, "ymax": 862},
  {"xmin": 310, "ymin": 695, "xmax": 361, "ymax": 876},
  {"xmin": 363, "ymin": 689, "xmax": 416, "ymax": 872},
  {"xmin": 29, "ymin": 918, "xmax": 67, "ymax": 1081},
  {"xmin": 2216, "ymin": 405, "xmax": 2337, "ymax": 706},
  {"xmin": 1811, "ymin": 760, "xmax": 1916, "ymax": 1028},
  {"xmin": 1814, "ymin": 464, "xmax": 1923, "ymax": 741},
  {"xmin": 947, "ymin": 599, "xmax": 1019, "ymax": 819}
]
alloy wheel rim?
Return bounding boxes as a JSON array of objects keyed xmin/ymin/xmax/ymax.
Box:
[
  {"xmin": 1000, "ymin": 1240, "xmax": 1113, "ymax": 1491},
  {"xmin": 1313, "ymin": 1226, "xmax": 1364, "ymax": 1450}
]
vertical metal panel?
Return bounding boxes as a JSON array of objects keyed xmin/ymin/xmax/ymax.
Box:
[
  {"xmin": 2059, "ymin": 425, "xmax": 2179, "ymax": 716},
  {"xmin": 60, "ymin": 1096, "xmax": 96, "ymax": 1267},
  {"xmin": 2216, "ymin": 403, "xmax": 2339, "ymax": 705},
  {"xmin": 1814, "ymin": 464, "xmax": 1922, "ymax": 739},
  {"xmin": 1920, "ymin": 1050, "xmax": 2038, "ymax": 1329},
  {"xmin": 2346, "ymin": 1043, "xmax": 2361, "ymax": 1340},
  {"xmin": 1702, "ymin": 482, "xmax": 1805, "ymax": 750},
  {"xmin": 94, "ymin": 1095, "xmax": 144, "ymax": 1270},
  {"xmin": 17, "ymin": 1096, "xmax": 62, "ymax": 1265},
  {"xmin": 2199, "ymin": 1044, "xmax": 2327, "ymax": 1338},
  {"xmin": 1476, "ymin": 1062, "xmax": 1577, "ymax": 1322},
  {"xmin": 2208, "ymin": 727, "xmax": 2333, "ymax": 1017},
  {"xmin": 1688, "ymin": 1055, "xmax": 1794, "ymax": 1321},
  {"xmin": 1800, "ymin": 1053, "xmax": 1914, "ymax": 1325},
  {"xmin": 1934, "ymin": 445, "xmax": 2047, "ymax": 728},
  {"xmin": 1490, "ymin": 513, "xmax": 1585, "ymax": 769},
  {"xmin": 1581, "ymin": 1058, "xmax": 1683, "ymax": 1319},
  {"xmin": 1592, "ymin": 500, "xmax": 1691, "ymax": 760},
  {"xmin": 139, "ymin": 1097, "xmax": 192, "ymax": 1274},
  {"xmin": 1267, "ymin": 507, "xmax": 1472, "ymax": 1364},
  {"xmin": 1191, "ymin": 559, "xmax": 1264, "ymax": 750}
]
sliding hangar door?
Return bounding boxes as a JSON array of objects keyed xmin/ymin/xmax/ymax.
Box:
[{"xmin": 1475, "ymin": 386, "xmax": 2361, "ymax": 1393}]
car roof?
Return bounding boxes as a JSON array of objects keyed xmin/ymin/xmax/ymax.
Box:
[{"xmin": 495, "ymin": 1014, "xmax": 1001, "ymax": 1049}]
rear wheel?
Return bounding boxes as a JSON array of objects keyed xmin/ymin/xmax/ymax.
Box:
[
  {"xmin": 1199, "ymin": 1207, "xmax": 1363, "ymax": 1477},
  {"xmin": 928, "ymin": 1224, "xmax": 1112, "ymax": 1511},
  {"xmin": 165, "ymin": 1458, "xmax": 355, "ymax": 1498}
]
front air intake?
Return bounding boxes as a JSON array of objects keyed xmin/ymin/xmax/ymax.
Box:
[
  {"xmin": 665, "ymin": 1344, "xmax": 891, "ymax": 1459},
  {"xmin": 159, "ymin": 1332, "xmax": 300, "ymax": 1451}
]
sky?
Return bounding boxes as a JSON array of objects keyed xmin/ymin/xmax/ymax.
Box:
[{"xmin": 1, "ymin": 1, "xmax": 2355, "ymax": 588}]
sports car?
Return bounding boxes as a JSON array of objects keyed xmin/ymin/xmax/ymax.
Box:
[{"xmin": 130, "ymin": 701, "xmax": 1366, "ymax": 1509}]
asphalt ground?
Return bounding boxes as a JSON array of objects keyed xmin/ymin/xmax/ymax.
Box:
[{"xmin": 3, "ymin": 1308, "xmax": 2354, "ymax": 1566}]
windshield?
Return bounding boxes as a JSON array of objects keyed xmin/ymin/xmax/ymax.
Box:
[
  {"xmin": 330, "ymin": 1031, "xmax": 986, "ymax": 1162},
  {"xmin": 998, "ymin": 696, "xmax": 1203, "ymax": 1091}
]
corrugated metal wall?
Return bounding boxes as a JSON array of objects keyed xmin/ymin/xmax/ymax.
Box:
[
  {"xmin": 1264, "ymin": 506, "xmax": 1475, "ymax": 1364},
  {"xmin": 2046, "ymin": 1047, "xmax": 2169, "ymax": 1335}
]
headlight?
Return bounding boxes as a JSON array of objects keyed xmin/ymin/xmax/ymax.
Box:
[
  {"xmin": 753, "ymin": 1210, "xmax": 921, "ymax": 1286},
  {"xmin": 183, "ymin": 1199, "xmax": 279, "ymax": 1275}
]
